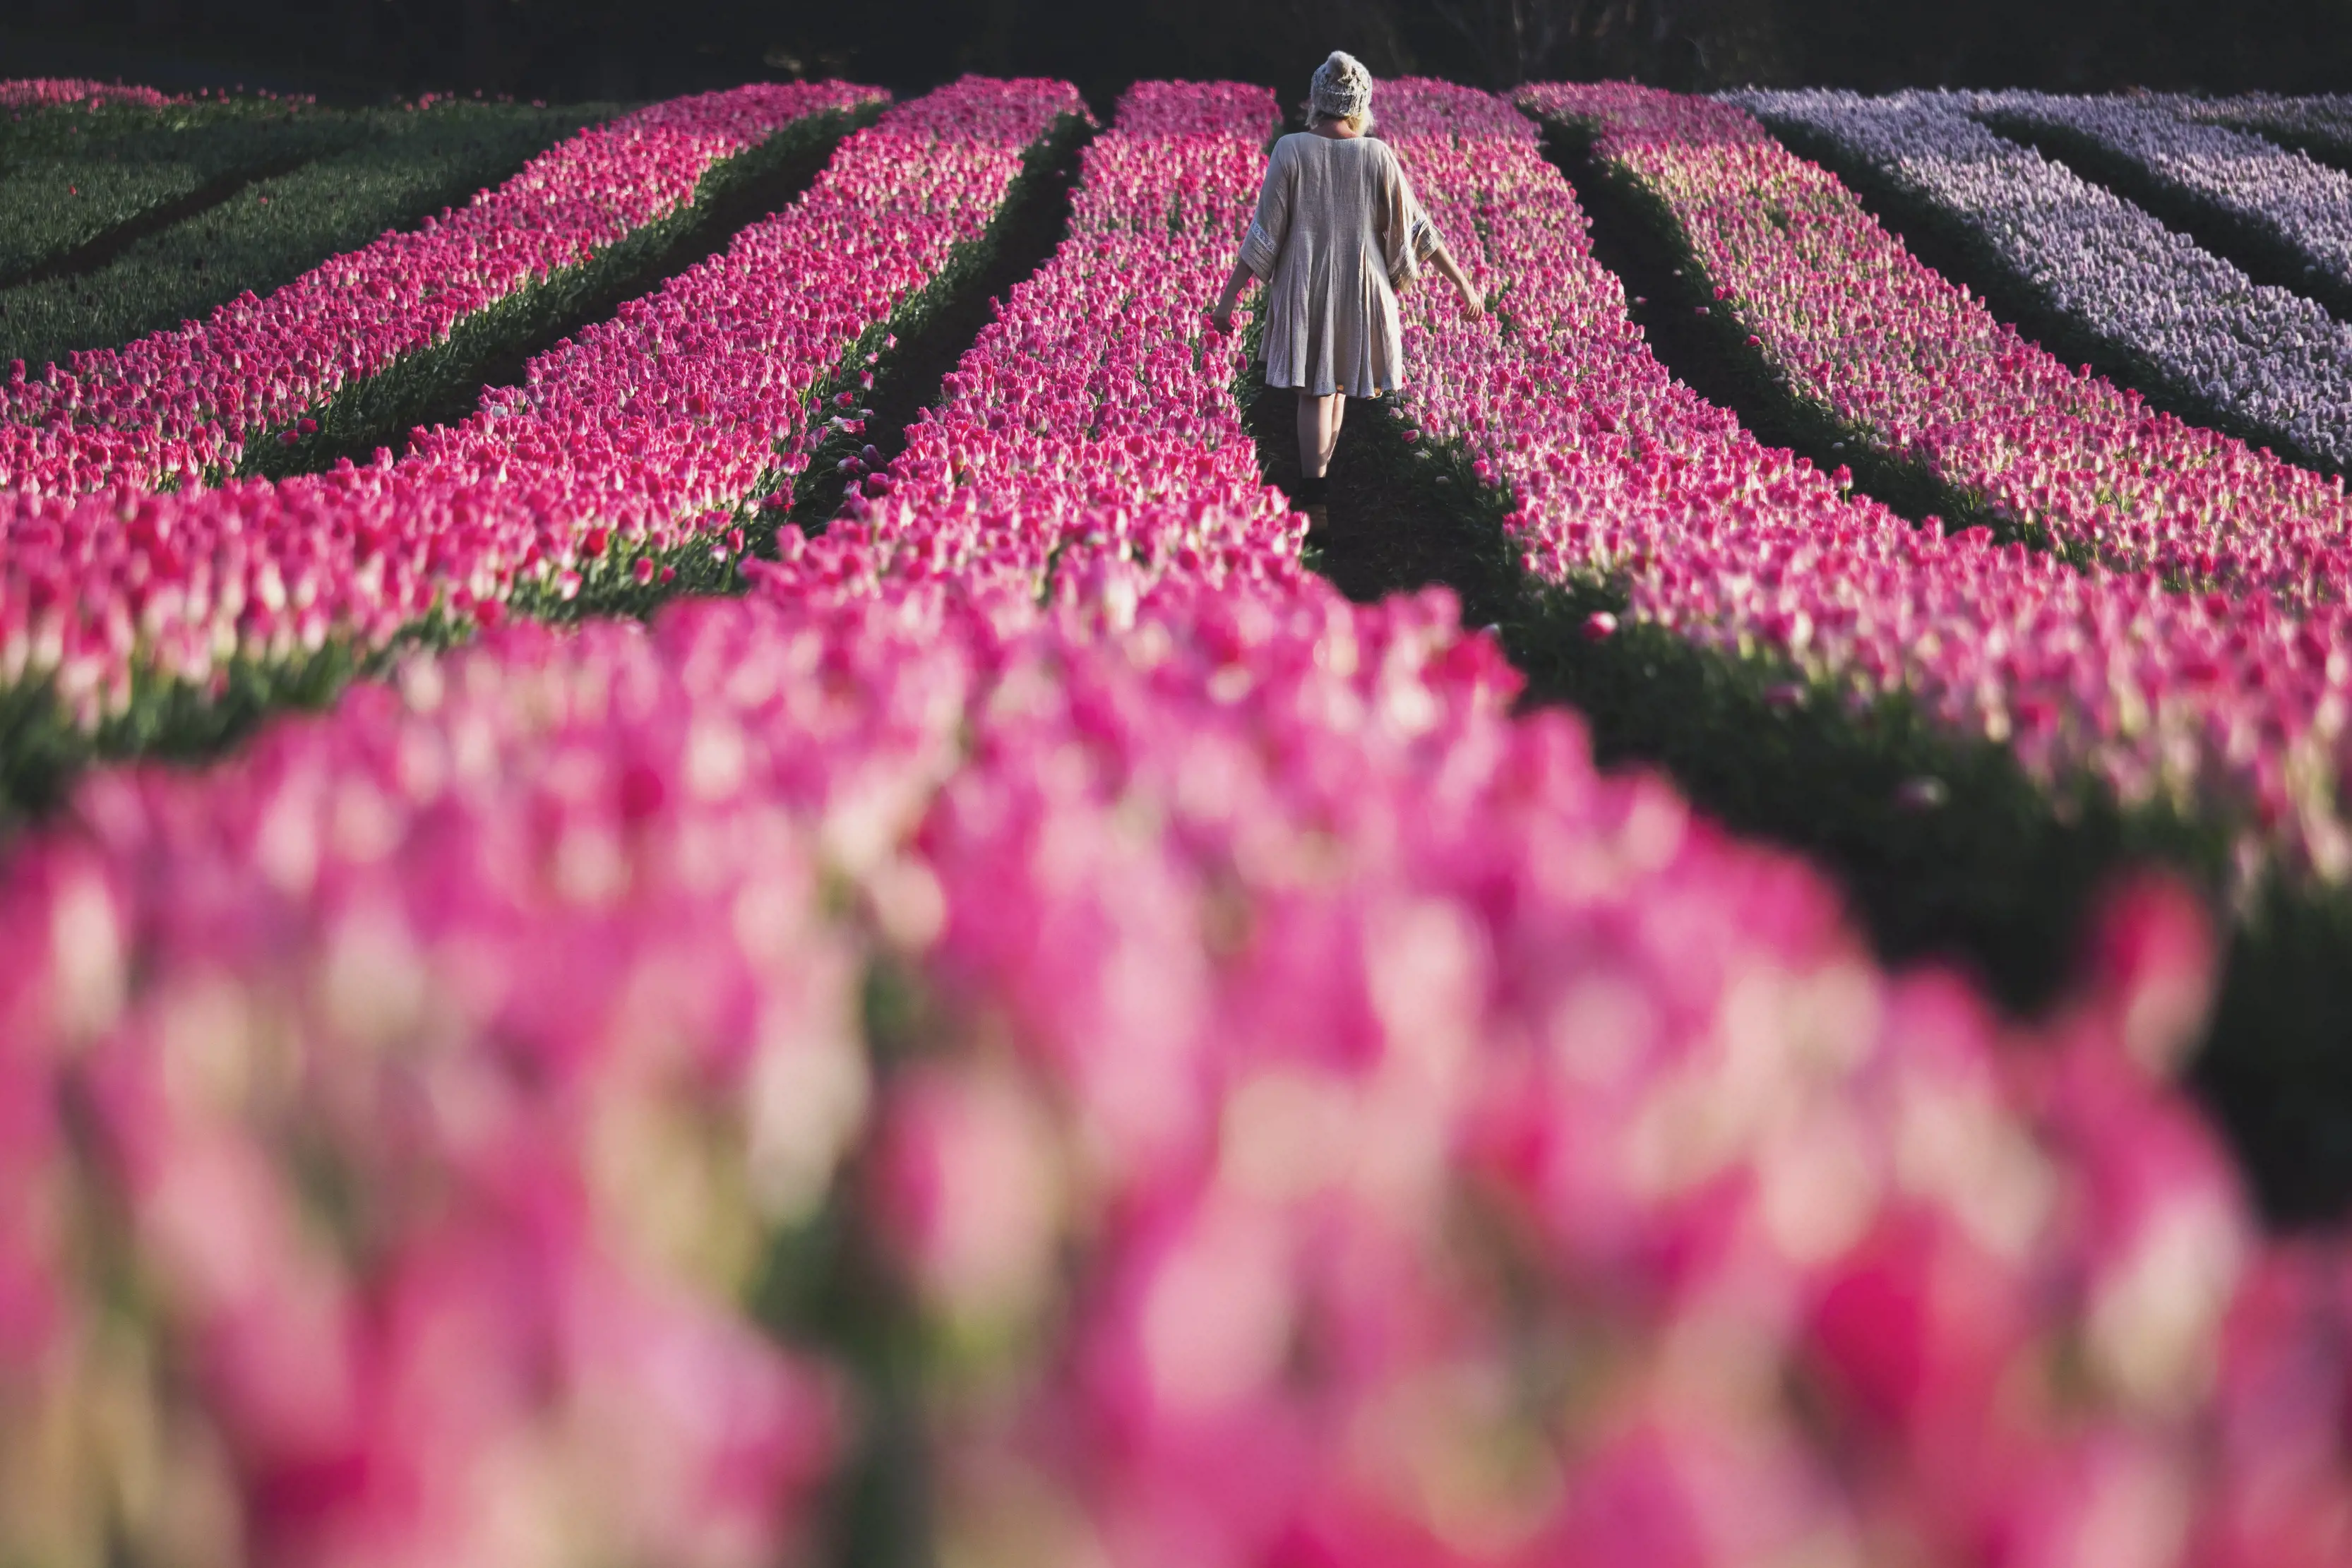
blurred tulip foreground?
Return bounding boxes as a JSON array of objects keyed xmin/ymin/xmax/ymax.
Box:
[{"xmin": 14, "ymin": 55, "xmax": 2352, "ymax": 1568}]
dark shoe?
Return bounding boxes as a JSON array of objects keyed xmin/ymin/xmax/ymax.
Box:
[{"xmin": 1294, "ymin": 472, "xmax": 1330, "ymax": 506}]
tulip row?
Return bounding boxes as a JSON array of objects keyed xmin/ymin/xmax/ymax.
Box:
[
  {"xmin": 0, "ymin": 86, "xmax": 330, "ymax": 169},
  {"xmin": 0, "ymin": 80, "xmax": 881, "ymax": 496},
  {"xmin": 1731, "ymin": 88, "xmax": 2352, "ymax": 474},
  {"xmin": 1974, "ymin": 91, "xmax": 2352, "ymax": 322},
  {"xmin": 0, "ymin": 82, "xmax": 269, "ymax": 150},
  {"xmin": 1521, "ymin": 83, "xmax": 2352, "ymax": 611},
  {"xmin": 3, "ymin": 88, "xmax": 323, "ymax": 146},
  {"xmin": 766, "ymin": 76, "xmax": 1308, "ymax": 598},
  {"xmin": 0, "ymin": 78, "xmax": 177, "ymax": 110},
  {"xmin": 2169, "ymin": 92, "xmax": 2352, "ymax": 170},
  {"xmin": 1, "ymin": 86, "xmax": 321, "ymax": 175},
  {"xmin": 864, "ymin": 79, "xmax": 1291, "ymax": 572},
  {"xmin": 0, "ymin": 99, "xmax": 616, "ymax": 380},
  {"xmin": 0, "ymin": 77, "xmax": 1078, "ymax": 775},
  {"xmin": 240, "ymin": 93, "xmax": 861, "ymax": 483},
  {"xmin": 0, "ymin": 565, "xmax": 2182, "ymax": 1568},
  {"xmin": 11, "ymin": 76, "xmax": 2352, "ymax": 1568}
]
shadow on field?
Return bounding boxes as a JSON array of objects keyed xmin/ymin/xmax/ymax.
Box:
[{"xmin": 1, "ymin": 152, "xmax": 321, "ymax": 292}]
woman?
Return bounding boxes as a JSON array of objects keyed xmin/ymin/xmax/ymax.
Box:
[{"xmin": 1210, "ymin": 52, "xmax": 1484, "ymax": 516}]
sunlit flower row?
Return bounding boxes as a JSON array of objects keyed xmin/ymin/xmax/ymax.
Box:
[
  {"xmin": 1520, "ymin": 82, "xmax": 2352, "ymax": 609},
  {"xmin": 0, "ymin": 77, "xmax": 1080, "ymax": 729},
  {"xmin": 0, "ymin": 79, "xmax": 884, "ymax": 496},
  {"xmin": 10, "ymin": 77, "xmax": 2352, "ymax": 1568},
  {"xmin": 1731, "ymin": 88, "xmax": 2352, "ymax": 469},
  {"xmin": 857, "ymin": 79, "xmax": 1296, "ymax": 583}
]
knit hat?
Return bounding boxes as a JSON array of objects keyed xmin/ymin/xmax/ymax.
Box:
[{"xmin": 1309, "ymin": 51, "xmax": 1373, "ymax": 123}]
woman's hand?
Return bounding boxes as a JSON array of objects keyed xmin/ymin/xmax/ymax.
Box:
[
  {"xmin": 1426, "ymin": 245, "xmax": 1485, "ymax": 321},
  {"xmin": 1210, "ymin": 258, "xmax": 1255, "ymax": 337}
]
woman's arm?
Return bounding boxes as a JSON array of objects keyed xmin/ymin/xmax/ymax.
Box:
[
  {"xmin": 1210, "ymin": 257, "xmax": 1255, "ymax": 335},
  {"xmin": 1427, "ymin": 242, "xmax": 1485, "ymax": 318},
  {"xmin": 1385, "ymin": 148, "xmax": 1482, "ymax": 321},
  {"xmin": 1215, "ymin": 140, "xmax": 1291, "ymax": 335}
]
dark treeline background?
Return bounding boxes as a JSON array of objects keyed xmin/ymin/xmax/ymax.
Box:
[{"xmin": 4, "ymin": 0, "xmax": 2349, "ymax": 108}]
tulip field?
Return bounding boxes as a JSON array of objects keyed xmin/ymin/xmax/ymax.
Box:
[{"xmin": 15, "ymin": 66, "xmax": 2352, "ymax": 1567}]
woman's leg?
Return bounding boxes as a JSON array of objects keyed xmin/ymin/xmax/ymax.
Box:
[
  {"xmin": 1296, "ymin": 392, "xmax": 1347, "ymax": 479},
  {"xmin": 1294, "ymin": 394, "xmax": 1324, "ymax": 478}
]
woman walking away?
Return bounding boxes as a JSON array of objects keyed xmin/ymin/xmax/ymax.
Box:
[{"xmin": 1210, "ymin": 51, "xmax": 1484, "ymax": 527}]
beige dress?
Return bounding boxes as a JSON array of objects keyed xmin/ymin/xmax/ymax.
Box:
[{"xmin": 1240, "ymin": 131, "xmax": 1443, "ymax": 398}]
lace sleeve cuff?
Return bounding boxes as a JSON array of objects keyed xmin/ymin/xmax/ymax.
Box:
[
  {"xmin": 1240, "ymin": 219, "xmax": 1282, "ymax": 281},
  {"xmin": 1389, "ymin": 210, "xmax": 1443, "ymax": 287}
]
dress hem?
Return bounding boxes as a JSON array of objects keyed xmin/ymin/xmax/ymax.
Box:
[{"xmin": 1262, "ymin": 375, "xmax": 1401, "ymax": 397}]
